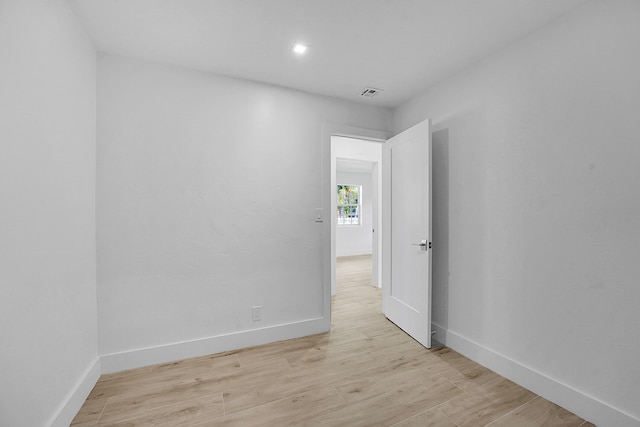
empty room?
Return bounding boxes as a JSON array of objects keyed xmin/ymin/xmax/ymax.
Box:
[{"xmin": 1, "ymin": 0, "xmax": 639, "ymax": 426}]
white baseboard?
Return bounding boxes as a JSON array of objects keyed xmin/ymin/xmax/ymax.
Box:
[
  {"xmin": 49, "ymin": 357, "xmax": 101, "ymax": 427},
  {"xmin": 432, "ymin": 323, "xmax": 639, "ymax": 427},
  {"xmin": 101, "ymin": 317, "xmax": 330, "ymax": 374},
  {"xmin": 336, "ymin": 250, "xmax": 372, "ymax": 257}
]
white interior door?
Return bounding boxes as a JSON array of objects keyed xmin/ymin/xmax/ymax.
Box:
[{"xmin": 382, "ymin": 119, "xmax": 432, "ymax": 348}]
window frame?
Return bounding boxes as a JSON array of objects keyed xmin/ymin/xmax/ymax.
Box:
[{"xmin": 336, "ymin": 184, "xmax": 362, "ymax": 227}]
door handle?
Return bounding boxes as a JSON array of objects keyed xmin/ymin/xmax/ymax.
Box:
[{"xmin": 411, "ymin": 239, "xmax": 428, "ymax": 249}]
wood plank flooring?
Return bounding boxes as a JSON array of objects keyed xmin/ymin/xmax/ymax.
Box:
[{"xmin": 72, "ymin": 255, "xmax": 595, "ymax": 426}]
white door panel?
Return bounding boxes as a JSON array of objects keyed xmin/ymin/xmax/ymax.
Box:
[{"xmin": 382, "ymin": 119, "xmax": 432, "ymax": 348}]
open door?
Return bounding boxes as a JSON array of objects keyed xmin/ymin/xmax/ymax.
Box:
[{"xmin": 382, "ymin": 119, "xmax": 432, "ymax": 348}]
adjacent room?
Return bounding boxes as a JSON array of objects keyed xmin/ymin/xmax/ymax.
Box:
[{"xmin": 1, "ymin": 0, "xmax": 639, "ymax": 426}]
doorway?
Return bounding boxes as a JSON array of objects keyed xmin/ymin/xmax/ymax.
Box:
[
  {"xmin": 331, "ymin": 135, "xmax": 383, "ymax": 296},
  {"xmin": 320, "ymin": 124, "xmax": 388, "ymax": 329},
  {"xmin": 321, "ymin": 120, "xmax": 433, "ymax": 349}
]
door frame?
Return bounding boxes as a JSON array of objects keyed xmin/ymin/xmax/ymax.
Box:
[
  {"xmin": 321, "ymin": 124, "xmax": 390, "ymax": 325},
  {"xmin": 333, "ymin": 140, "xmax": 382, "ymax": 292}
]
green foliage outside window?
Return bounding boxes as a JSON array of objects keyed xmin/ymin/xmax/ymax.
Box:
[{"xmin": 337, "ymin": 185, "xmax": 361, "ymax": 225}]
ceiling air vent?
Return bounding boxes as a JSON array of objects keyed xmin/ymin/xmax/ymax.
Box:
[{"xmin": 360, "ymin": 87, "xmax": 383, "ymax": 98}]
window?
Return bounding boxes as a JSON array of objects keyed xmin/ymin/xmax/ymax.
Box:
[{"xmin": 337, "ymin": 184, "xmax": 361, "ymax": 225}]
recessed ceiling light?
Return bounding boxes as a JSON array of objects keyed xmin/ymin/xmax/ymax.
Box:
[{"xmin": 292, "ymin": 42, "xmax": 309, "ymax": 55}]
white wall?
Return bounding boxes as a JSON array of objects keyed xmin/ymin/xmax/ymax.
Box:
[
  {"xmin": 97, "ymin": 54, "xmax": 392, "ymax": 371},
  {"xmin": 336, "ymin": 171, "xmax": 373, "ymax": 257},
  {"xmin": 393, "ymin": 1, "xmax": 640, "ymax": 425},
  {"xmin": 0, "ymin": 1, "xmax": 99, "ymax": 427}
]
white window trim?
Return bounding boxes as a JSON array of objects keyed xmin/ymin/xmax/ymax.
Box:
[{"xmin": 337, "ymin": 184, "xmax": 362, "ymax": 227}]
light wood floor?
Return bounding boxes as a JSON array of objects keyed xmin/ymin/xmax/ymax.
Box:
[{"xmin": 72, "ymin": 255, "xmax": 594, "ymax": 426}]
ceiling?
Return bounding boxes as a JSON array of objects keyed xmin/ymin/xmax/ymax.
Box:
[{"xmin": 70, "ymin": 0, "xmax": 586, "ymax": 108}]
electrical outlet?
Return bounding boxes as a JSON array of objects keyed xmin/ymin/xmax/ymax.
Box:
[{"xmin": 251, "ymin": 306, "xmax": 262, "ymax": 322}]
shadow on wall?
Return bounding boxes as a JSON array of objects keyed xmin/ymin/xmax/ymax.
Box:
[{"xmin": 432, "ymin": 128, "xmax": 450, "ymax": 337}]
